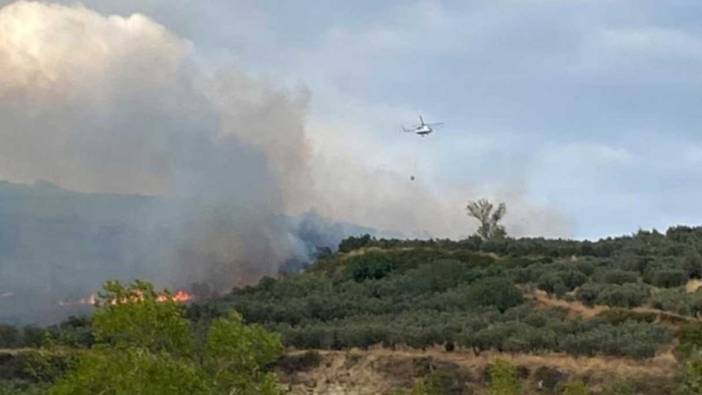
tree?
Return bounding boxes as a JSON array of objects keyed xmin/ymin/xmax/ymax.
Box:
[
  {"xmin": 0, "ymin": 324, "xmax": 19, "ymax": 348},
  {"xmin": 466, "ymin": 199, "xmax": 507, "ymax": 240},
  {"xmin": 466, "ymin": 277, "xmax": 523, "ymax": 313},
  {"xmin": 91, "ymin": 280, "xmax": 194, "ymax": 356},
  {"xmin": 339, "ymin": 234, "xmax": 373, "ymax": 253},
  {"xmin": 345, "ymin": 253, "xmax": 397, "ymax": 282},
  {"xmin": 49, "ymin": 280, "xmax": 283, "ymax": 395},
  {"xmin": 205, "ymin": 311, "xmax": 283, "ymax": 394},
  {"xmin": 50, "ymin": 348, "xmax": 210, "ymax": 395}
]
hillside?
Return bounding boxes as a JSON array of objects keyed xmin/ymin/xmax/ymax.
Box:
[
  {"xmin": 186, "ymin": 228, "xmax": 702, "ymax": 393},
  {"xmin": 277, "ymin": 348, "xmax": 678, "ymax": 394},
  {"xmin": 202, "ymin": 229, "xmax": 702, "ymax": 354},
  {"xmin": 5, "ymin": 227, "xmax": 702, "ymax": 393}
]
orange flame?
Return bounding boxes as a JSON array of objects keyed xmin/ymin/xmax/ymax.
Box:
[
  {"xmin": 59, "ymin": 289, "xmax": 193, "ymax": 306},
  {"xmin": 58, "ymin": 293, "xmax": 97, "ymax": 306},
  {"xmin": 156, "ymin": 290, "xmax": 193, "ymax": 303}
]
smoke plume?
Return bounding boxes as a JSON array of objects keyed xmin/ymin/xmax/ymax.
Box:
[
  {"xmin": 0, "ymin": 1, "xmax": 317, "ymax": 321},
  {"xmin": 0, "ymin": 1, "xmax": 572, "ymax": 323}
]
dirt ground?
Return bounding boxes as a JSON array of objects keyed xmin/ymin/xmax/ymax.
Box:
[{"xmin": 279, "ymin": 347, "xmax": 678, "ymax": 395}]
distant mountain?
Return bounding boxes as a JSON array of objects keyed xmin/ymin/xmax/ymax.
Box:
[
  {"xmin": 0, "ymin": 181, "xmax": 162, "ymax": 324},
  {"xmin": 0, "ymin": 181, "xmax": 375, "ymax": 324}
]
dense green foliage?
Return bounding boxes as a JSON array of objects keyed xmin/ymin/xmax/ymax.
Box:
[
  {"xmin": 190, "ymin": 228, "xmax": 702, "ymax": 359},
  {"xmin": 487, "ymin": 359, "xmax": 521, "ymax": 395},
  {"xmin": 0, "ymin": 281, "xmax": 285, "ymax": 395}
]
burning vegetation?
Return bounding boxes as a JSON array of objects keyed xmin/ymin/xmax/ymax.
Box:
[{"xmin": 59, "ymin": 286, "xmax": 194, "ymax": 307}]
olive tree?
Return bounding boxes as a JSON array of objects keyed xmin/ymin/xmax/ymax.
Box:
[{"xmin": 466, "ymin": 199, "xmax": 507, "ymax": 240}]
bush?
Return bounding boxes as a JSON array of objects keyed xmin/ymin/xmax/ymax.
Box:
[
  {"xmin": 20, "ymin": 327, "xmax": 45, "ymax": 349},
  {"xmin": 276, "ymin": 351, "xmax": 322, "ymax": 374},
  {"xmin": 344, "ymin": 253, "xmax": 397, "ymax": 282},
  {"xmin": 0, "ymin": 380, "xmax": 49, "ymax": 395},
  {"xmin": 679, "ymin": 355, "xmax": 702, "ymax": 394},
  {"xmin": 646, "ymin": 269, "xmax": 688, "ymax": 288},
  {"xmin": 677, "ymin": 323, "xmax": 702, "ymax": 360},
  {"xmin": 338, "ymin": 234, "xmax": 372, "ymax": 253},
  {"xmin": 423, "ymin": 369, "xmax": 472, "ymax": 395},
  {"xmin": 576, "ymin": 283, "xmax": 650, "ymax": 308},
  {"xmin": 650, "ymin": 288, "xmax": 702, "ymax": 316},
  {"xmin": 536, "ymin": 273, "xmax": 565, "ymax": 294},
  {"xmin": 600, "ymin": 269, "xmax": 639, "ymax": 285},
  {"xmin": 51, "ymin": 281, "xmax": 284, "ymax": 395},
  {"xmin": 562, "ymin": 379, "xmax": 590, "ymax": 395},
  {"xmin": 466, "ymin": 277, "xmax": 523, "ymax": 313},
  {"xmin": 405, "ymin": 260, "xmax": 478, "ymax": 293},
  {"xmin": 596, "ymin": 309, "xmax": 657, "ymax": 324},
  {"xmin": 599, "ymin": 376, "xmax": 676, "ymax": 395},
  {"xmin": 562, "ymin": 321, "xmax": 671, "ymax": 359},
  {"xmin": 0, "ymin": 326, "xmax": 19, "ymax": 348},
  {"xmin": 561, "ymin": 270, "xmax": 588, "ymax": 290},
  {"xmin": 487, "ymin": 359, "xmax": 521, "ymax": 395},
  {"xmin": 531, "ymin": 366, "xmax": 564, "ymax": 392}
]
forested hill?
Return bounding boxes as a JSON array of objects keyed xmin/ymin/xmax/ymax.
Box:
[{"xmin": 195, "ymin": 226, "xmax": 702, "ymax": 359}]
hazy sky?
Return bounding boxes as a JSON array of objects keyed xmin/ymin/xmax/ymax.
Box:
[{"xmin": 5, "ymin": 0, "xmax": 702, "ymax": 239}]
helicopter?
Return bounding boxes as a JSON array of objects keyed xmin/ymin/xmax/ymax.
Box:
[{"xmin": 402, "ymin": 115, "xmax": 443, "ymax": 136}]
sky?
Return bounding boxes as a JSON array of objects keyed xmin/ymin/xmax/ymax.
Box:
[{"xmin": 3, "ymin": 0, "xmax": 702, "ymax": 240}]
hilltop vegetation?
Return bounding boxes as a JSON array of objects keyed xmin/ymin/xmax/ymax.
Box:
[
  {"xmin": 1, "ymin": 281, "xmax": 285, "ymax": 395},
  {"xmin": 198, "ymin": 227, "xmax": 702, "ymax": 358},
  {"xmin": 188, "ymin": 226, "xmax": 702, "ymax": 393}
]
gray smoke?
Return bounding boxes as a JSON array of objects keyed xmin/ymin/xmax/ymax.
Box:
[
  {"xmin": 0, "ymin": 1, "xmax": 573, "ymax": 324},
  {"xmin": 0, "ymin": 1, "xmax": 325, "ymax": 323}
]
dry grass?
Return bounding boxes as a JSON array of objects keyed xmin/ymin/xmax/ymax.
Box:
[
  {"xmin": 525, "ymin": 289, "xmax": 605, "ymax": 318},
  {"xmin": 280, "ymin": 347, "xmax": 679, "ymax": 395},
  {"xmin": 525, "ymin": 288, "xmax": 698, "ymax": 325},
  {"xmin": 687, "ymin": 279, "xmax": 702, "ymax": 293},
  {"xmin": 0, "ymin": 348, "xmax": 30, "ymax": 355}
]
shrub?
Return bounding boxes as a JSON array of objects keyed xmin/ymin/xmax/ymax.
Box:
[
  {"xmin": 679, "ymin": 355, "xmax": 702, "ymax": 395},
  {"xmin": 338, "ymin": 234, "xmax": 372, "ymax": 253},
  {"xmin": 677, "ymin": 323, "xmax": 702, "ymax": 360},
  {"xmin": 344, "ymin": 253, "xmax": 397, "ymax": 282},
  {"xmin": 650, "ymin": 288, "xmax": 702, "ymax": 316},
  {"xmin": 51, "ymin": 281, "xmax": 284, "ymax": 395},
  {"xmin": 562, "ymin": 321, "xmax": 670, "ymax": 359},
  {"xmin": 576, "ymin": 283, "xmax": 650, "ymax": 308},
  {"xmin": 423, "ymin": 369, "xmax": 471, "ymax": 395},
  {"xmin": 600, "ymin": 269, "xmax": 639, "ymax": 285},
  {"xmin": 646, "ymin": 269, "xmax": 688, "ymax": 288},
  {"xmin": 562, "ymin": 379, "xmax": 590, "ymax": 395},
  {"xmin": 0, "ymin": 325, "xmax": 19, "ymax": 348},
  {"xmin": 596, "ymin": 309, "xmax": 656, "ymax": 324},
  {"xmin": 487, "ymin": 359, "xmax": 521, "ymax": 395},
  {"xmin": 532, "ymin": 366, "xmax": 564, "ymax": 392},
  {"xmin": 561, "ymin": 270, "xmax": 588, "ymax": 290},
  {"xmin": 466, "ymin": 277, "xmax": 523, "ymax": 313},
  {"xmin": 536, "ymin": 273, "xmax": 565, "ymax": 294},
  {"xmin": 276, "ymin": 351, "xmax": 322, "ymax": 374}
]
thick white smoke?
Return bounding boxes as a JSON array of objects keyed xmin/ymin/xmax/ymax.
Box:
[
  {"xmin": 0, "ymin": 1, "xmax": 572, "ymax": 323},
  {"xmin": 0, "ymin": 1, "xmax": 313, "ymax": 296}
]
